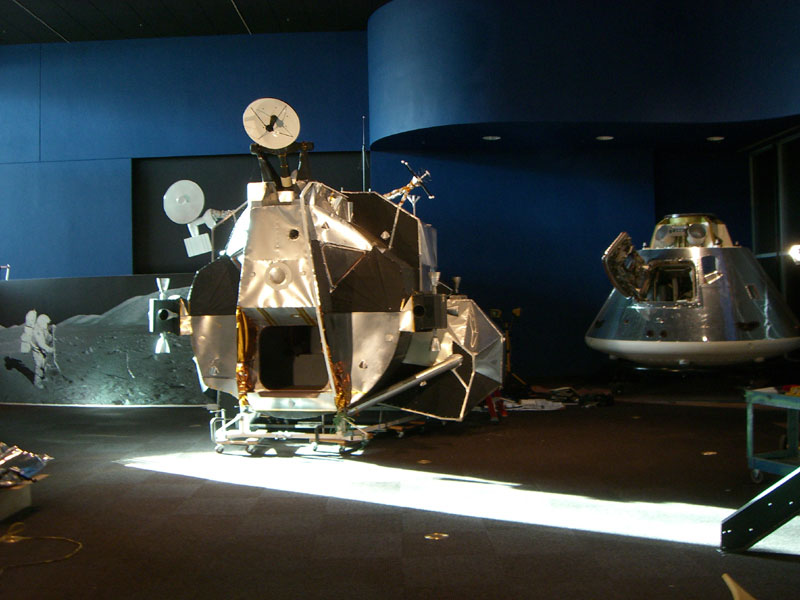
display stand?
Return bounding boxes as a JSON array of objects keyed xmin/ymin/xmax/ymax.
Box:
[
  {"xmin": 721, "ymin": 389, "xmax": 800, "ymax": 552},
  {"xmin": 745, "ymin": 388, "xmax": 800, "ymax": 483},
  {"xmin": 0, "ymin": 484, "xmax": 32, "ymax": 521}
]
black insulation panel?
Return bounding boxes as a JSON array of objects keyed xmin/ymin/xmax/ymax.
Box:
[{"xmin": 133, "ymin": 152, "xmax": 365, "ymax": 274}]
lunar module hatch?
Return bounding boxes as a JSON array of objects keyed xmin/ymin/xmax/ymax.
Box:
[
  {"xmin": 152, "ymin": 99, "xmax": 503, "ymax": 453},
  {"xmin": 585, "ymin": 214, "xmax": 800, "ymax": 368}
]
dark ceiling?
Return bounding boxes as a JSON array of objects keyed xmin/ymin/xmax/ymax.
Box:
[{"xmin": 0, "ymin": 0, "xmax": 390, "ymax": 44}]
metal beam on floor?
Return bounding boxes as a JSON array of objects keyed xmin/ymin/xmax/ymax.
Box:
[{"xmin": 721, "ymin": 465, "xmax": 800, "ymax": 552}]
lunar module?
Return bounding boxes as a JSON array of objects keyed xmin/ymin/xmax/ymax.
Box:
[
  {"xmin": 585, "ymin": 214, "xmax": 800, "ymax": 368},
  {"xmin": 151, "ymin": 99, "xmax": 503, "ymax": 453}
]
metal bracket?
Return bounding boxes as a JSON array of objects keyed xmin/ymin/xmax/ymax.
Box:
[{"xmin": 721, "ymin": 465, "xmax": 800, "ymax": 552}]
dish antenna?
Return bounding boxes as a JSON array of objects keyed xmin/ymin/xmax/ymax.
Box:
[
  {"xmin": 163, "ymin": 180, "xmax": 231, "ymax": 257},
  {"xmin": 243, "ymin": 98, "xmax": 300, "ymax": 149},
  {"xmin": 164, "ymin": 179, "xmax": 205, "ymax": 225}
]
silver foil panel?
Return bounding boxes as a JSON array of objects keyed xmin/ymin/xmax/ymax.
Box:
[
  {"xmin": 246, "ymin": 390, "xmax": 338, "ymax": 414},
  {"xmin": 447, "ymin": 298, "xmax": 504, "ymax": 357},
  {"xmin": 418, "ymin": 223, "xmax": 438, "ymax": 291},
  {"xmin": 238, "ymin": 204, "xmax": 320, "ymax": 309},
  {"xmin": 188, "ymin": 315, "xmax": 238, "ymax": 395},
  {"xmin": 347, "ymin": 312, "xmax": 403, "ymax": 400},
  {"xmin": 383, "ymin": 297, "xmax": 504, "ymax": 420}
]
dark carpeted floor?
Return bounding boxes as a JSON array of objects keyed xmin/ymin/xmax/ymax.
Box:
[{"xmin": 1, "ymin": 396, "xmax": 798, "ymax": 599}]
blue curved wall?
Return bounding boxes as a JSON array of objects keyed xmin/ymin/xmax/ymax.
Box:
[
  {"xmin": 370, "ymin": 148, "xmax": 655, "ymax": 376},
  {"xmin": 368, "ymin": 0, "xmax": 800, "ymax": 143}
]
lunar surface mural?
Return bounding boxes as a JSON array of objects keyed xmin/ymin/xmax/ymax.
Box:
[{"xmin": 0, "ymin": 288, "xmax": 205, "ymax": 406}]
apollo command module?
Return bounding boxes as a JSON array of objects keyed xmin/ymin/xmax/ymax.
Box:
[
  {"xmin": 585, "ymin": 213, "xmax": 800, "ymax": 368},
  {"xmin": 150, "ymin": 98, "xmax": 504, "ymax": 453}
]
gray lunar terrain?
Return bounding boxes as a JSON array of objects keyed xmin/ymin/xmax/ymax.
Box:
[{"xmin": 0, "ymin": 289, "xmax": 206, "ymax": 405}]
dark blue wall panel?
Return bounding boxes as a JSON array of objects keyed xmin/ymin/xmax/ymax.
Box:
[
  {"xmin": 40, "ymin": 33, "xmax": 367, "ymax": 160},
  {"xmin": 368, "ymin": 0, "xmax": 800, "ymax": 143},
  {"xmin": 0, "ymin": 159, "xmax": 131, "ymax": 279},
  {"xmin": 371, "ymin": 148, "xmax": 654, "ymax": 377},
  {"xmin": 0, "ymin": 45, "xmax": 40, "ymax": 163},
  {"xmin": 1, "ymin": 31, "xmax": 367, "ymax": 280}
]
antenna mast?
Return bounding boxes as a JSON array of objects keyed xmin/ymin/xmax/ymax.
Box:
[{"xmin": 361, "ymin": 115, "xmax": 367, "ymax": 191}]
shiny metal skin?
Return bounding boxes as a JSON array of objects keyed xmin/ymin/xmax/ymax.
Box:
[
  {"xmin": 187, "ymin": 315, "xmax": 237, "ymax": 396},
  {"xmin": 177, "ymin": 121, "xmax": 503, "ymax": 449},
  {"xmin": 586, "ymin": 215, "xmax": 800, "ymax": 367}
]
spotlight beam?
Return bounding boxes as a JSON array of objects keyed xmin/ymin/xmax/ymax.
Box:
[{"xmin": 120, "ymin": 451, "xmax": 800, "ymax": 554}]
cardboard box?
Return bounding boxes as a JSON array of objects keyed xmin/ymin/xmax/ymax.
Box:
[{"xmin": 0, "ymin": 483, "xmax": 32, "ymax": 521}]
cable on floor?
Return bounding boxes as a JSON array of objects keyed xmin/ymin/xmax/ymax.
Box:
[{"xmin": 0, "ymin": 521, "xmax": 83, "ymax": 575}]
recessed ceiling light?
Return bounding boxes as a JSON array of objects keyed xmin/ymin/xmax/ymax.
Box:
[
  {"xmin": 595, "ymin": 135, "xmax": 614, "ymax": 141},
  {"xmin": 706, "ymin": 136, "xmax": 725, "ymax": 142},
  {"xmin": 482, "ymin": 135, "xmax": 501, "ymax": 141}
]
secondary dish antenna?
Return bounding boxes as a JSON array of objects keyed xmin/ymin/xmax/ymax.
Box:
[
  {"xmin": 163, "ymin": 180, "xmax": 233, "ymax": 258},
  {"xmin": 164, "ymin": 179, "xmax": 205, "ymax": 225}
]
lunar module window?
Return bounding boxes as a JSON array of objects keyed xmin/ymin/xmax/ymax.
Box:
[
  {"xmin": 644, "ymin": 262, "xmax": 696, "ymax": 302},
  {"xmin": 258, "ymin": 326, "xmax": 328, "ymax": 390}
]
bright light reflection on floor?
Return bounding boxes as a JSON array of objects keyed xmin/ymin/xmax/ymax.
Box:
[{"xmin": 119, "ymin": 449, "xmax": 800, "ymax": 554}]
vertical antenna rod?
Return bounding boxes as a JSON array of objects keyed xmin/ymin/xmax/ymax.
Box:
[{"xmin": 361, "ymin": 116, "xmax": 367, "ymax": 191}]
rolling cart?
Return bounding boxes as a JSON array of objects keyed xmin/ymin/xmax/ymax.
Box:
[{"xmin": 744, "ymin": 388, "xmax": 800, "ymax": 482}]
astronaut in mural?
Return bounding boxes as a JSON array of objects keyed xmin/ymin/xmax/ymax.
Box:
[
  {"xmin": 19, "ymin": 310, "xmax": 36, "ymax": 355},
  {"xmin": 20, "ymin": 310, "xmax": 55, "ymax": 389}
]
